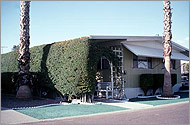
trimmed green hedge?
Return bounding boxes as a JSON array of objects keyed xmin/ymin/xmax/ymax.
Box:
[
  {"xmin": 1, "ymin": 72, "xmax": 17, "ymax": 94},
  {"xmin": 140, "ymin": 74, "xmax": 177, "ymax": 95},
  {"xmin": 1, "ymin": 37, "xmax": 119, "ymax": 99},
  {"xmin": 140, "ymin": 74, "xmax": 154, "ymax": 96}
]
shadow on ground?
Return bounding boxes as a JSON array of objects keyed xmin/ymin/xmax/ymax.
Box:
[{"xmin": 1, "ymin": 93, "xmax": 60, "ymax": 110}]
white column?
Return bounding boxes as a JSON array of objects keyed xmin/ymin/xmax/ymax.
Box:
[
  {"xmin": 106, "ymin": 86, "xmax": 108, "ymax": 99},
  {"xmin": 110, "ymin": 62, "xmax": 114, "ymax": 98},
  {"xmin": 121, "ymin": 48, "xmax": 125, "ymax": 98}
]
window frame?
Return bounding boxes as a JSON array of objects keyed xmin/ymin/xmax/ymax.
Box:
[
  {"xmin": 97, "ymin": 56, "xmax": 110, "ymax": 70},
  {"xmin": 133, "ymin": 54, "xmax": 152, "ymax": 69}
]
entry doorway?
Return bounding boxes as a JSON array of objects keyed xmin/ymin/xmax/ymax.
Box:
[{"xmin": 95, "ymin": 57, "xmax": 113, "ymax": 99}]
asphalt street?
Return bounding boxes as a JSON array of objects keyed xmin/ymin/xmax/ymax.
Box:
[{"xmin": 24, "ymin": 102, "xmax": 189, "ymax": 125}]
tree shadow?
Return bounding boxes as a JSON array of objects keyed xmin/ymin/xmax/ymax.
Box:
[
  {"xmin": 1, "ymin": 43, "xmax": 62, "ymax": 109},
  {"xmin": 33, "ymin": 43, "xmax": 60, "ymax": 99},
  {"xmin": 41, "ymin": 44, "xmax": 52, "ymax": 73},
  {"xmin": 129, "ymin": 97, "xmax": 158, "ymax": 102}
]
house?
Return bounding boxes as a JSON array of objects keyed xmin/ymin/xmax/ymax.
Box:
[
  {"xmin": 90, "ymin": 35, "xmax": 189, "ymax": 99},
  {"xmin": 181, "ymin": 60, "xmax": 189, "ymax": 74}
]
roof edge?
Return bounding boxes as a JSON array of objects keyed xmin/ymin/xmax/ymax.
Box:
[
  {"xmin": 89, "ymin": 35, "xmax": 189, "ymax": 52},
  {"xmin": 89, "ymin": 35, "xmax": 162, "ymax": 40}
]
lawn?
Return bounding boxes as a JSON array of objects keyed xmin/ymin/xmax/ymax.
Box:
[
  {"xmin": 129, "ymin": 92, "xmax": 189, "ymax": 106},
  {"xmin": 14, "ymin": 104, "xmax": 128, "ymax": 119},
  {"xmin": 14, "ymin": 92, "xmax": 189, "ymax": 119}
]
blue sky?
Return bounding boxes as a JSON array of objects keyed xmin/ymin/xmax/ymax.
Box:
[{"xmin": 1, "ymin": 1, "xmax": 189, "ymax": 54}]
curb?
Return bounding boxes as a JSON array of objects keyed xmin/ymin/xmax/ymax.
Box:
[
  {"xmin": 12, "ymin": 103, "xmax": 63, "ymax": 110},
  {"xmin": 153, "ymin": 101, "xmax": 189, "ymax": 108},
  {"xmin": 156, "ymin": 95, "xmax": 180, "ymax": 100}
]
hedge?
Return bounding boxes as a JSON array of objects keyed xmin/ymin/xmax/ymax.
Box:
[
  {"xmin": 1, "ymin": 72, "xmax": 17, "ymax": 94},
  {"xmin": 1, "ymin": 37, "xmax": 119, "ymax": 99},
  {"xmin": 140, "ymin": 74, "xmax": 154, "ymax": 96},
  {"xmin": 140, "ymin": 74, "xmax": 177, "ymax": 95}
]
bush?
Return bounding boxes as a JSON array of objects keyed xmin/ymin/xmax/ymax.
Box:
[
  {"xmin": 140, "ymin": 74, "xmax": 154, "ymax": 96},
  {"xmin": 180, "ymin": 85, "xmax": 189, "ymax": 90},
  {"xmin": 1, "ymin": 72, "xmax": 57, "ymax": 98},
  {"xmin": 153, "ymin": 74, "xmax": 164, "ymax": 94},
  {"xmin": 171, "ymin": 74, "xmax": 177, "ymax": 86},
  {"xmin": 153, "ymin": 74, "xmax": 177, "ymax": 88},
  {"xmin": 1, "ymin": 37, "xmax": 119, "ymax": 99},
  {"xmin": 1, "ymin": 72, "xmax": 17, "ymax": 94},
  {"xmin": 140, "ymin": 74, "xmax": 177, "ymax": 95}
]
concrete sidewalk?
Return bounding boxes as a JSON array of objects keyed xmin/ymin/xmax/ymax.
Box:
[
  {"xmin": 94, "ymin": 99, "xmax": 153, "ymax": 110},
  {"xmin": 100, "ymin": 101, "xmax": 154, "ymax": 110},
  {"xmin": 1, "ymin": 107, "xmax": 40, "ymax": 124}
]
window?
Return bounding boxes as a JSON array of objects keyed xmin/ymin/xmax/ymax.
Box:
[
  {"xmin": 148, "ymin": 58, "xmax": 152, "ymax": 69},
  {"xmin": 133, "ymin": 55, "xmax": 152, "ymax": 69},
  {"xmin": 138, "ymin": 57, "xmax": 148, "ymax": 69},
  {"xmin": 162, "ymin": 59, "xmax": 176, "ymax": 70},
  {"xmin": 102, "ymin": 58, "xmax": 110, "ymax": 69},
  {"xmin": 171, "ymin": 60, "xmax": 176, "ymax": 69},
  {"xmin": 97, "ymin": 57, "xmax": 110, "ymax": 70}
]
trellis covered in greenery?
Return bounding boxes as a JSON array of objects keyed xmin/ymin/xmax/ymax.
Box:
[{"xmin": 1, "ymin": 37, "xmax": 119, "ymax": 100}]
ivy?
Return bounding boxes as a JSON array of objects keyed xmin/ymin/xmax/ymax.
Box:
[{"xmin": 1, "ymin": 37, "xmax": 119, "ymax": 98}]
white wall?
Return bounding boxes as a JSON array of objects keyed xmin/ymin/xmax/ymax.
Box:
[
  {"xmin": 181, "ymin": 60, "xmax": 189, "ymax": 74},
  {"xmin": 124, "ymin": 84, "xmax": 182, "ymax": 99},
  {"xmin": 124, "ymin": 87, "xmax": 144, "ymax": 99}
]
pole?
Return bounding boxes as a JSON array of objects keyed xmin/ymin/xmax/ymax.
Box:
[{"xmin": 110, "ymin": 62, "xmax": 114, "ymax": 98}]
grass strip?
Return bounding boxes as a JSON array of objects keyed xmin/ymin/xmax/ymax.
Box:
[
  {"xmin": 130, "ymin": 92, "xmax": 189, "ymax": 106},
  {"xmin": 15, "ymin": 104, "xmax": 128, "ymax": 119}
]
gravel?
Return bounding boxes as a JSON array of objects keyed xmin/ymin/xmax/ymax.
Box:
[{"xmin": 1, "ymin": 94, "xmax": 61, "ymax": 109}]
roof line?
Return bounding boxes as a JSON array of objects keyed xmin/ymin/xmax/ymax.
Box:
[
  {"xmin": 172, "ymin": 41, "xmax": 189, "ymax": 52},
  {"xmin": 89, "ymin": 35, "xmax": 189, "ymax": 52}
]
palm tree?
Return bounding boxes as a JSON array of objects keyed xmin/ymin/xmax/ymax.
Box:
[
  {"xmin": 16, "ymin": 1, "xmax": 32, "ymax": 99},
  {"xmin": 162, "ymin": 1, "xmax": 173, "ymax": 97}
]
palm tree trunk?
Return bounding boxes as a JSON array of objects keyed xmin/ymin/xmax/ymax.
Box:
[
  {"xmin": 162, "ymin": 1, "xmax": 173, "ymax": 97},
  {"xmin": 16, "ymin": 1, "xmax": 32, "ymax": 99}
]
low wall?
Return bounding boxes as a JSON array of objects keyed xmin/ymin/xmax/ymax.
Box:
[
  {"xmin": 124, "ymin": 83, "xmax": 182, "ymax": 99},
  {"xmin": 124, "ymin": 87, "xmax": 144, "ymax": 99}
]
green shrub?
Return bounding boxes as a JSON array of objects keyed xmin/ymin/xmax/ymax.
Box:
[
  {"xmin": 153, "ymin": 74, "xmax": 164, "ymax": 94},
  {"xmin": 1, "ymin": 37, "xmax": 119, "ymax": 99},
  {"xmin": 153, "ymin": 74, "xmax": 177, "ymax": 89},
  {"xmin": 171, "ymin": 74, "xmax": 177, "ymax": 86},
  {"xmin": 1, "ymin": 72, "xmax": 56, "ymax": 98},
  {"xmin": 140, "ymin": 74, "xmax": 154, "ymax": 96},
  {"xmin": 140, "ymin": 74, "xmax": 177, "ymax": 95},
  {"xmin": 1, "ymin": 72, "xmax": 17, "ymax": 94}
]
